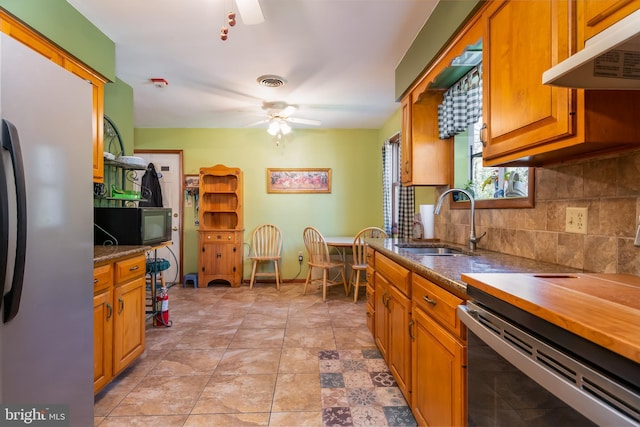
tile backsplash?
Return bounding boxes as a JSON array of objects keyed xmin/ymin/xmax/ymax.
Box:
[{"xmin": 434, "ymin": 150, "xmax": 640, "ymax": 275}]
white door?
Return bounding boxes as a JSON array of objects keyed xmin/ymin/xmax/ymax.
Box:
[{"xmin": 133, "ymin": 152, "xmax": 182, "ymax": 285}]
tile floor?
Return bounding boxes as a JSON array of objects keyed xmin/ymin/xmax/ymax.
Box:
[{"xmin": 94, "ymin": 280, "xmax": 384, "ymax": 426}]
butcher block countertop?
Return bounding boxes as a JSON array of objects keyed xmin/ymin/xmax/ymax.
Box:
[{"xmin": 462, "ymin": 272, "xmax": 640, "ymax": 364}]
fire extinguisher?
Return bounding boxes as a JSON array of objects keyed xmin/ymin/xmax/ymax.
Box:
[{"xmin": 154, "ymin": 286, "xmax": 172, "ymax": 327}]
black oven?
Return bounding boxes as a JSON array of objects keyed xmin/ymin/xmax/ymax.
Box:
[{"xmin": 459, "ymin": 289, "xmax": 640, "ymax": 426}]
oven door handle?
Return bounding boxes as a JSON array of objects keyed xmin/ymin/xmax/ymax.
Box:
[{"xmin": 458, "ymin": 304, "xmax": 639, "ymax": 427}]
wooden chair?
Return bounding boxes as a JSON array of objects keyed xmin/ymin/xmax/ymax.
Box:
[
  {"xmin": 249, "ymin": 224, "xmax": 283, "ymax": 289},
  {"xmin": 302, "ymin": 226, "xmax": 348, "ymax": 302},
  {"xmin": 349, "ymin": 227, "xmax": 387, "ymax": 303}
]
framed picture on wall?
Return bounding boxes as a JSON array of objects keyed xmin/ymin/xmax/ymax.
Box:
[{"xmin": 267, "ymin": 168, "xmax": 332, "ymax": 193}]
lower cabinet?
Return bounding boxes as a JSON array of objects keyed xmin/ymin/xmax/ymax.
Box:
[
  {"xmin": 93, "ymin": 284, "xmax": 112, "ymax": 393},
  {"xmin": 94, "ymin": 253, "xmax": 146, "ymax": 394},
  {"xmin": 198, "ymin": 230, "xmax": 243, "ymax": 287},
  {"xmin": 369, "ymin": 250, "xmax": 468, "ymax": 425},
  {"xmin": 411, "ymin": 274, "xmax": 467, "ymax": 426},
  {"xmin": 373, "ymin": 253, "xmax": 412, "ymax": 402}
]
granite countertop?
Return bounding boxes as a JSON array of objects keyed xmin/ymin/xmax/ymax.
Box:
[
  {"xmin": 367, "ymin": 238, "xmax": 581, "ymax": 298},
  {"xmin": 94, "ymin": 245, "xmax": 151, "ymax": 264}
]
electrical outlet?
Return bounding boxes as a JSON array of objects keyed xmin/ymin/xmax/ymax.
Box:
[
  {"xmin": 566, "ymin": 207, "xmax": 588, "ymax": 234},
  {"xmin": 298, "ymin": 251, "xmax": 304, "ymax": 262}
]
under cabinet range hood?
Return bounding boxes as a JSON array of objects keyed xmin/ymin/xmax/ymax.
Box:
[{"xmin": 542, "ymin": 8, "xmax": 640, "ymax": 89}]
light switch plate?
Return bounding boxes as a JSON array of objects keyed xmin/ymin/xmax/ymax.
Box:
[{"xmin": 566, "ymin": 207, "xmax": 588, "ymax": 234}]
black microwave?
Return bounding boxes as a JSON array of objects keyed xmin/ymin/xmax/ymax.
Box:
[{"xmin": 94, "ymin": 207, "xmax": 172, "ymax": 246}]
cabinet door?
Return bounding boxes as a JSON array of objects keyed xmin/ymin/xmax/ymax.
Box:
[
  {"xmin": 482, "ymin": 0, "xmax": 573, "ymax": 164},
  {"xmin": 412, "ymin": 307, "xmax": 466, "ymax": 427},
  {"xmin": 373, "ymin": 272, "xmax": 389, "ymax": 361},
  {"xmin": 387, "ymin": 284, "xmax": 412, "ymax": 401},
  {"xmin": 201, "ymin": 242, "xmax": 235, "ymax": 276},
  {"xmin": 93, "ymin": 289, "xmax": 113, "ymax": 394},
  {"xmin": 113, "ymin": 277, "xmax": 146, "ymax": 375},
  {"xmin": 580, "ymin": 0, "xmax": 640, "ymax": 42}
]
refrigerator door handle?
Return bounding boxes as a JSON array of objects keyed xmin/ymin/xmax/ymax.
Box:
[
  {"xmin": 2, "ymin": 119, "xmax": 27, "ymax": 323},
  {"xmin": 0, "ymin": 120, "xmax": 8, "ymax": 311}
]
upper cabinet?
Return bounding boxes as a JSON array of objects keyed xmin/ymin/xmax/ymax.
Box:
[
  {"xmin": 0, "ymin": 11, "xmax": 107, "ymax": 182},
  {"xmin": 481, "ymin": 0, "xmax": 640, "ymax": 166},
  {"xmin": 580, "ymin": 0, "xmax": 640, "ymax": 42},
  {"xmin": 400, "ymin": 11, "xmax": 485, "ymax": 186}
]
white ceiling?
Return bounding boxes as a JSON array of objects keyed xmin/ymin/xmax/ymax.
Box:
[{"xmin": 66, "ymin": 0, "xmax": 438, "ymax": 130}]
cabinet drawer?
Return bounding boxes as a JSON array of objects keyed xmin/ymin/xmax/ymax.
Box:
[
  {"xmin": 114, "ymin": 255, "xmax": 146, "ymax": 285},
  {"xmin": 366, "ymin": 266, "xmax": 375, "ymax": 285},
  {"xmin": 412, "ymin": 274, "xmax": 463, "ymax": 338},
  {"xmin": 366, "ymin": 283, "xmax": 375, "ymax": 308},
  {"xmin": 366, "ymin": 247, "xmax": 375, "ymax": 268},
  {"xmin": 200, "ymin": 231, "xmax": 237, "ymax": 243},
  {"xmin": 93, "ymin": 264, "xmax": 112, "ymax": 293},
  {"xmin": 375, "ymin": 253, "xmax": 410, "ymax": 297}
]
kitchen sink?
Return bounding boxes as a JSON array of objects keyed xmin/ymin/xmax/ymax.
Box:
[{"xmin": 395, "ymin": 245, "xmax": 468, "ymax": 256}]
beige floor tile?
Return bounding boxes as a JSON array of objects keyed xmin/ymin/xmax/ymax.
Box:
[
  {"xmin": 191, "ymin": 374, "xmax": 277, "ymax": 413},
  {"xmin": 268, "ymin": 411, "xmax": 323, "ymax": 426},
  {"xmin": 271, "ymin": 373, "xmax": 322, "ymax": 412},
  {"xmin": 94, "ymin": 373, "xmax": 145, "ymax": 416},
  {"xmin": 184, "ymin": 413, "xmax": 270, "ymax": 426},
  {"xmin": 284, "ymin": 327, "xmax": 336, "ymax": 348},
  {"xmin": 241, "ymin": 312, "xmax": 289, "ymax": 328},
  {"xmin": 334, "ymin": 326, "xmax": 376, "ymax": 349},
  {"xmin": 229, "ymin": 328, "xmax": 285, "ymax": 348},
  {"xmin": 109, "ymin": 375, "xmax": 209, "ymax": 416},
  {"xmin": 148, "ymin": 348, "xmax": 225, "ymax": 376},
  {"xmin": 214, "ymin": 348, "xmax": 282, "ymax": 374},
  {"xmin": 97, "ymin": 283, "xmax": 371, "ymax": 424},
  {"xmin": 95, "ymin": 415, "xmax": 188, "ymax": 426},
  {"xmin": 278, "ymin": 347, "xmax": 323, "ymax": 373},
  {"xmin": 175, "ymin": 328, "xmax": 237, "ymax": 350}
]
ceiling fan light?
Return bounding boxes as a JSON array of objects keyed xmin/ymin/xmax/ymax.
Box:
[
  {"xmin": 280, "ymin": 122, "xmax": 292, "ymax": 135},
  {"xmin": 267, "ymin": 121, "xmax": 280, "ymax": 135}
]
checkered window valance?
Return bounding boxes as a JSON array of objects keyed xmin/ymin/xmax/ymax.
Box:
[{"xmin": 438, "ymin": 65, "xmax": 482, "ymax": 139}]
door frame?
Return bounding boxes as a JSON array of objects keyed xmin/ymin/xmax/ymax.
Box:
[{"xmin": 134, "ymin": 149, "xmax": 184, "ymax": 282}]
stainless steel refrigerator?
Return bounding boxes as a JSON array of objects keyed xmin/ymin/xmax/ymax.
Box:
[{"xmin": 0, "ymin": 33, "xmax": 94, "ymax": 425}]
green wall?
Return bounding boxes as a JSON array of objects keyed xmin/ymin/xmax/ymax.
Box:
[
  {"xmin": 395, "ymin": 0, "xmax": 482, "ymax": 99},
  {"xmin": 0, "ymin": 0, "xmax": 115, "ymax": 81},
  {"xmin": 135, "ymin": 128, "xmax": 386, "ymax": 280}
]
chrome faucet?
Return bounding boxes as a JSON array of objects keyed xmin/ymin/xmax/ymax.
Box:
[{"xmin": 434, "ymin": 188, "xmax": 486, "ymax": 251}]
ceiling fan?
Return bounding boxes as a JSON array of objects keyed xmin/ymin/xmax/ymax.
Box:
[
  {"xmin": 249, "ymin": 101, "xmax": 322, "ymax": 137},
  {"xmin": 235, "ymin": 0, "xmax": 264, "ymax": 25}
]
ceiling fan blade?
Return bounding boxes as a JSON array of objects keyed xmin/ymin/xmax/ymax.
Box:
[
  {"xmin": 287, "ymin": 117, "xmax": 321, "ymax": 126},
  {"xmin": 235, "ymin": 0, "xmax": 264, "ymax": 25},
  {"xmin": 279, "ymin": 105, "xmax": 297, "ymax": 118},
  {"xmin": 246, "ymin": 118, "xmax": 269, "ymax": 127}
]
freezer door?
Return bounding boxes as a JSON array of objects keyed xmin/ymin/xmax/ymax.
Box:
[{"xmin": 0, "ymin": 33, "xmax": 94, "ymax": 426}]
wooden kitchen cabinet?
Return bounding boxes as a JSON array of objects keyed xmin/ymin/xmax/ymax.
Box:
[
  {"xmin": 0, "ymin": 10, "xmax": 107, "ymax": 182},
  {"xmin": 399, "ymin": 8, "xmax": 484, "ymax": 186},
  {"xmin": 401, "ymin": 88, "xmax": 451, "ymax": 186},
  {"xmin": 482, "ymin": 0, "xmax": 640, "ymax": 166},
  {"xmin": 198, "ymin": 231, "xmax": 243, "ymax": 287},
  {"xmin": 93, "ymin": 253, "xmax": 146, "ymax": 394},
  {"xmin": 198, "ymin": 165, "xmax": 244, "ymax": 287},
  {"xmin": 411, "ymin": 274, "xmax": 467, "ymax": 426},
  {"xmin": 373, "ymin": 253, "xmax": 412, "ymax": 401},
  {"xmin": 93, "ymin": 264, "xmax": 113, "ymax": 394},
  {"xmin": 365, "ymin": 246, "xmax": 376, "ymax": 334},
  {"xmin": 579, "ymin": 0, "xmax": 640, "ymax": 42}
]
